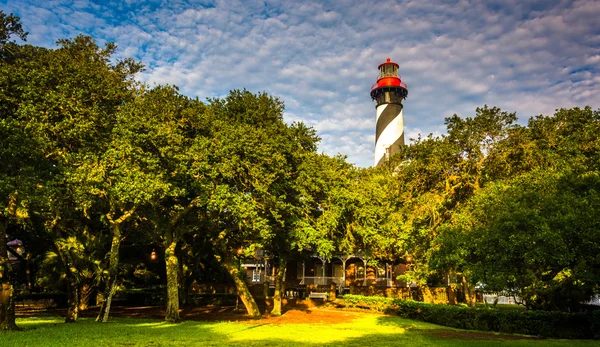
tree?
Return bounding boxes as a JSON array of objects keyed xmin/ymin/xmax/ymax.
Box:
[
  {"xmin": 0, "ymin": 13, "xmax": 41, "ymax": 331},
  {"xmin": 292, "ymin": 154, "xmax": 357, "ymax": 258},
  {"xmin": 80, "ymin": 87, "xmax": 199, "ymax": 322},
  {"xmin": 434, "ymin": 106, "xmax": 600, "ymax": 311},
  {"xmin": 440, "ymin": 169, "xmax": 600, "ymax": 311},
  {"xmin": 0, "ymin": 11, "xmax": 27, "ymax": 58},
  {"xmin": 261, "ymin": 122, "xmax": 321, "ymax": 316},
  {"xmin": 0, "ymin": 31, "xmax": 142, "ymax": 325},
  {"xmin": 110, "ymin": 85, "xmax": 209, "ymax": 322},
  {"xmin": 38, "ymin": 224, "xmax": 105, "ymax": 322},
  {"xmin": 199, "ymin": 90, "xmax": 311, "ymax": 318},
  {"xmin": 386, "ymin": 106, "xmax": 518, "ymax": 304}
]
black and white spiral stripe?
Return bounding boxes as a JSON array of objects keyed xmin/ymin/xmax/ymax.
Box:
[{"xmin": 374, "ymin": 103, "xmax": 404, "ymax": 167}]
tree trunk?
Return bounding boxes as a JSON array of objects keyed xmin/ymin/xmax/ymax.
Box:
[
  {"xmin": 271, "ymin": 257, "xmax": 287, "ymax": 316},
  {"xmin": 79, "ymin": 284, "xmax": 93, "ymax": 311},
  {"xmin": 180, "ymin": 274, "xmax": 194, "ymax": 307},
  {"xmin": 222, "ymin": 257, "xmax": 261, "ymax": 318},
  {"xmin": 58, "ymin": 242, "xmax": 79, "ymax": 323},
  {"xmin": 461, "ymin": 276, "xmax": 476, "ymax": 307},
  {"xmin": 97, "ymin": 223, "xmax": 122, "ymax": 322},
  {"xmin": 447, "ymin": 285, "xmax": 458, "ymax": 305},
  {"xmin": 446, "ymin": 268, "xmax": 458, "ymax": 305},
  {"xmin": 418, "ymin": 284, "xmax": 434, "ymax": 303},
  {"xmin": 0, "ymin": 218, "xmax": 18, "ymax": 331},
  {"xmin": 164, "ymin": 239, "xmax": 181, "ymax": 323},
  {"xmin": 178, "ymin": 258, "xmax": 187, "ymax": 306},
  {"xmin": 179, "ymin": 276, "xmax": 188, "ymax": 307},
  {"xmin": 65, "ymin": 271, "xmax": 79, "ymax": 323},
  {"xmin": 263, "ymin": 282, "xmax": 269, "ymax": 299}
]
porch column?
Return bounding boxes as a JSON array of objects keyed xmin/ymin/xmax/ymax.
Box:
[
  {"xmin": 301, "ymin": 261, "xmax": 305, "ymax": 285},
  {"xmin": 261, "ymin": 258, "xmax": 267, "ymax": 282},
  {"xmin": 339, "ymin": 256, "xmax": 348, "ymax": 289},
  {"xmin": 318, "ymin": 256, "xmax": 327, "ymax": 285},
  {"xmin": 386, "ymin": 262, "xmax": 391, "ymax": 287},
  {"xmin": 363, "ymin": 257, "xmax": 370, "ymax": 286}
]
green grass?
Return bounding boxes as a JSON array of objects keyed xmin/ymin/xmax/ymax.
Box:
[{"xmin": 2, "ymin": 314, "xmax": 599, "ymax": 347}]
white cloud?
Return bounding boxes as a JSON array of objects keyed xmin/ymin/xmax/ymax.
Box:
[{"xmin": 4, "ymin": 0, "xmax": 600, "ymax": 167}]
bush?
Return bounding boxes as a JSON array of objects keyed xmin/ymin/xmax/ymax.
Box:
[{"xmin": 341, "ymin": 294, "xmax": 600, "ymax": 339}]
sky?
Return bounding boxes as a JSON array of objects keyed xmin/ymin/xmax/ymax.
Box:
[{"xmin": 2, "ymin": 0, "xmax": 600, "ymax": 167}]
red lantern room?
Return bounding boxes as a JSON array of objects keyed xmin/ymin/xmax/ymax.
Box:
[{"xmin": 370, "ymin": 58, "xmax": 408, "ymax": 107}]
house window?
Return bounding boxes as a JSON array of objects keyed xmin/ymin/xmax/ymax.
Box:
[
  {"xmin": 333, "ymin": 264, "xmax": 343, "ymax": 277},
  {"xmin": 252, "ymin": 269, "xmax": 261, "ymax": 283}
]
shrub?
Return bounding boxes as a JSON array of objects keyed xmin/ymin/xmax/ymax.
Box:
[{"xmin": 341, "ymin": 294, "xmax": 600, "ymax": 339}]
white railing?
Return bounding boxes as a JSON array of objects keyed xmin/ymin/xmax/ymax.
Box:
[
  {"xmin": 482, "ymin": 294, "xmax": 600, "ymax": 306},
  {"xmin": 299, "ymin": 277, "xmax": 394, "ymax": 287},
  {"xmin": 300, "ymin": 276, "xmax": 344, "ymax": 286},
  {"xmin": 586, "ymin": 295, "xmax": 600, "ymax": 306},
  {"xmin": 482, "ymin": 294, "xmax": 521, "ymax": 305}
]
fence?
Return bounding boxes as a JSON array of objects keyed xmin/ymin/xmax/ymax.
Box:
[
  {"xmin": 587, "ymin": 295, "xmax": 600, "ymax": 306},
  {"xmin": 300, "ymin": 276, "xmax": 343, "ymax": 286},
  {"xmin": 481, "ymin": 294, "xmax": 521, "ymax": 305}
]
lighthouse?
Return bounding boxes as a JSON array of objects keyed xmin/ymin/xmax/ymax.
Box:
[{"xmin": 371, "ymin": 58, "xmax": 408, "ymax": 167}]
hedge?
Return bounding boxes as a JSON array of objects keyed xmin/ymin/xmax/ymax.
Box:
[{"xmin": 342, "ymin": 294, "xmax": 600, "ymax": 339}]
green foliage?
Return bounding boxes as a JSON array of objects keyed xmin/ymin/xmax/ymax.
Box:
[
  {"xmin": 201, "ymin": 90, "xmax": 324, "ymax": 261},
  {"xmin": 432, "ymin": 107, "xmax": 600, "ymax": 310},
  {"xmin": 381, "ymin": 106, "xmax": 519, "ymax": 288},
  {"xmin": 292, "ymin": 154, "xmax": 357, "ymax": 257},
  {"xmin": 0, "ymin": 11, "xmax": 27, "ymax": 55},
  {"xmin": 438, "ymin": 169, "xmax": 600, "ymax": 310},
  {"xmin": 342, "ymin": 295, "xmax": 600, "ymax": 339},
  {"xmin": 292, "ymin": 154, "xmax": 396, "ymax": 261}
]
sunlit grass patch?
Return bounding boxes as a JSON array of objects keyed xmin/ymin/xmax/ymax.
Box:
[
  {"xmin": 15, "ymin": 316, "xmax": 64, "ymax": 327},
  {"xmin": 221, "ymin": 315, "xmax": 407, "ymax": 344}
]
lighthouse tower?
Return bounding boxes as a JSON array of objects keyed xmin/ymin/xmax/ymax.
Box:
[{"xmin": 371, "ymin": 58, "xmax": 408, "ymax": 167}]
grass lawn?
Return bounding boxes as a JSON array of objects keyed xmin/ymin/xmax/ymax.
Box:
[{"xmin": 2, "ymin": 312, "xmax": 600, "ymax": 347}]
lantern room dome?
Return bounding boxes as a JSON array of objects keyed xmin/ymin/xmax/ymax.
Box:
[
  {"xmin": 378, "ymin": 57, "xmax": 399, "ymax": 70},
  {"xmin": 371, "ymin": 57, "xmax": 408, "ymax": 100}
]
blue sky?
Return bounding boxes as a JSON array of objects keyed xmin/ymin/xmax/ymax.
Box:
[{"xmin": 2, "ymin": 0, "xmax": 599, "ymax": 167}]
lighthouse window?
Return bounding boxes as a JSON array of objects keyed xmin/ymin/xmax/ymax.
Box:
[{"xmin": 380, "ymin": 64, "xmax": 398, "ymax": 78}]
